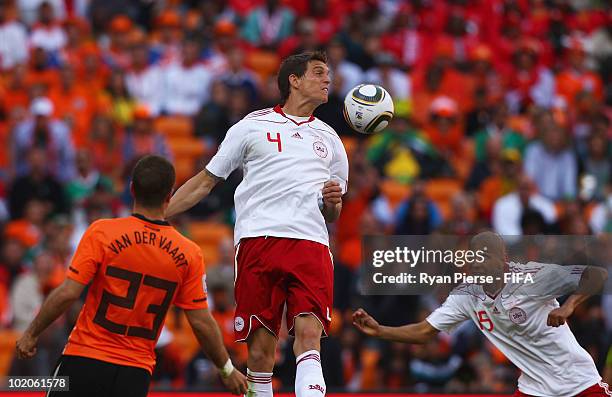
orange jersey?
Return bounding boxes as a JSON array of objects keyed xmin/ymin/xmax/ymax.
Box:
[{"xmin": 64, "ymin": 214, "xmax": 208, "ymax": 373}]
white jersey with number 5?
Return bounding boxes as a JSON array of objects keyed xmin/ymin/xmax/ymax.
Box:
[
  {"xmin": 206, "ymin": 106, "xmax": 349, "ymax": 246},
  {"xmin": 426, "ymin": 262, "xmax": 601, "ymax": 397}
]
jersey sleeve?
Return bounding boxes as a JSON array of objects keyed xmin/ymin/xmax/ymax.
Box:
[
  {"xmin": 426, "ymin": 293, "xmax": 470, "ymax": 333},
  {"xmin": 174, "ymin": 248, "xmax": 208, "ymax": 310},
  {"xmin": 531, "ymin": 263, "xmax": 585, "ymax": 298},
  {"xmin": 67, "ymin": 222, "xmax": 104, "ymax": 285},
  {"xmin": 205, "ymin": 122, "xmax": 248, "ymax": 179},
  {"xmin": 330, "ymin": 137, "xmax": 349, "ymax": 194}
]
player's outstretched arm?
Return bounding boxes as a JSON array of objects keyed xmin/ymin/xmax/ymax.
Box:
[
  {"xmin": 352, "ymin": 308, "xmax": 439, "ymax": 344},
  {"xmin": 166, "ymin": 169, "xmax": 221, "ymax": 218},
  {"xmin": 548, "ymin": 266, "xmax": 608, "ymax": 327},
  {"xmin": 185, "ymin": 308, "xmax": 247, "ymax": 395},
  {"xmin": 15, "ymin": 279, "xmax": 85, "ymax": 359}
]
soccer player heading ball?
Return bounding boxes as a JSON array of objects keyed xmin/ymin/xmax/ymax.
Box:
[
  {"xmin": 353, "ymin": 231, "xmax": 609, "ymax": 397},
  {"xmin": 166, "ymin": 51, "xmax": 349, "ymax": 397}
]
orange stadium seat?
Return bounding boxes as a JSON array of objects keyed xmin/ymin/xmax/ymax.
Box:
[
  {"xmin": 188, "ymin": 222, "xmax": 232, "ymax": 266},
  {"xmin": 0, "ymin": 329, "xmax": 18, "ymax": 376},
  {"xmin": 167, "ymin": 137, "xmax": 206, "ymax": 183},
  {"xmin": 245, "ymin": 50, "xmax": 280, "ymax": 82},
  {"xmin": 425, "ymin": 178, "xmax": 463, "ymax": 220},
  {"xmin": 154, "ymin": 116, "xmax": 194, "ymax": 138},
  {"xmin": 380, "ymin": 179, "xmax": 411, "ymax": 210}
]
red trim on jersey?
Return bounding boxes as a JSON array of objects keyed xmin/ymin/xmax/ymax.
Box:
[{"xmin": 273, "ymin": 105, "xmax": 315, "ymax": 125}]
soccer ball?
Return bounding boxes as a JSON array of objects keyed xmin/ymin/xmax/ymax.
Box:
[{"xmin": 343, "ymin": 84, "xmax": 394, "ymax": 134}]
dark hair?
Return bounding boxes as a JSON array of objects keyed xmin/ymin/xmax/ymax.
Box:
[
  {"xmin": 131, "ymin": 155, "xmax": 175, "ymax": 208},
  {"xmin": 277, "ymin": 51, "xmax": 328, "ymax": 104}
]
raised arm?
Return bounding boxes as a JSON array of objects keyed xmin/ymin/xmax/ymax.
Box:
[
  {"xmin": 548, "ymin": 266, "xmax": 608, "ymax": 327},
  {"xmin": 185, "ymin": 308, "xmax": 247, "ymax": 395},
  {"xmin": 166, "ymin": 169, "xmax": 221, "ymax": 218},
  {"xmin": 352, "ymin": 308, "xmax": 439, "ymax": 344}
]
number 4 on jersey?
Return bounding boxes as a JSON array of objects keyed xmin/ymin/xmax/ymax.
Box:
[
  {"xmin": 476, "ymin": 310, "xmax": 494, "ymax": 331},
  {"xmin": 267, "ymin": 132, "xmax": 282, "ymax": 152}
]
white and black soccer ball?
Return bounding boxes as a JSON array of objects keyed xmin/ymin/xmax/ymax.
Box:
[{"xmin": 343, "ymin": 84, "xmax": 394, "ymax": 134}]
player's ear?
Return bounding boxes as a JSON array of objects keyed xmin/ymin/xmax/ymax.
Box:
[{"xmin": 289, "ymin": 73, "xmax": 300, "ymax": 90}]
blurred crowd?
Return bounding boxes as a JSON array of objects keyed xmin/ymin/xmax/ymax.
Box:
[{"xmin": 0, "ymin": 0, "xmax": 610, "ymax": 393}]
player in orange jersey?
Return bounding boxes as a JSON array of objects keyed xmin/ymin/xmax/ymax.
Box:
[{"xmin": 16, "ymin": 155, "xmax": 247, "ymax": 397}]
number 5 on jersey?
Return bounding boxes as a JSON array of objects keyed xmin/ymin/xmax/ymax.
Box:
[
  {"xmin": 267, "ymin": 132, "xmax": 282, "ymax": 152},
  {"xmin": 476, "ymin": 310, "xmax": 494, "ymax": 331}
]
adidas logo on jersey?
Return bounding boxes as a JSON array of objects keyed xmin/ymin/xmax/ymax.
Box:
[{"xmin": 291, "ymin": 132, "xmax": 303, "ymax": 139}]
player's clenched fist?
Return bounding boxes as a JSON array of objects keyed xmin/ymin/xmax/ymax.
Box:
[
  {"xmin": 221, "ymin": 369, "xmax": 248, "ymax": 395},
  {"xmin": 15, "ymin": 333, "xmax": 38, "ymax": 359},
  {"xmin": 322, "ymin": 180, "xmax": 342, "ymax": 206},
  {"xmin": 352, "ymin": 308, "xmax": 381, "ymax": 337},
  {"xmin": 546, "ymin": 306, "xmax": 573, "ymax": 327}
]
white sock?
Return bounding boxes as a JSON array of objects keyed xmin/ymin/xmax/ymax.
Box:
[
  {"xmin": 246, "ymin": 368, "xmax": 273, "ymax": 397},
  {"xmin": 295, "ymin": 350, "xmax": 326, "ymax": 397}
]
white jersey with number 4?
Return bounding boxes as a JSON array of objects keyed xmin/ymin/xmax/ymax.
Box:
[
  {"xmin": 426, "ymin": 262, "xmax": 602, "ymax": 397},
  {"xmin": 206, "ymin": 106, "xmax": 349, "ymax": 246}
]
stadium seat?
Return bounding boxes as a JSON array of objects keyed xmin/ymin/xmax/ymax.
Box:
[
  {"xmin": 0, "ymin": 329, "xmax": 18, "ymax": 376},
  {"xmin": 380, "ymin": 179, "xmax": 411, "ymax": 210},
  {"xmin": 167, "ymin": 137, "xmax": 206, "ymax": 183},
  {"xmin": 188, "ymin": 222, "xmax": 232, "ymax": 265},
  {"xmin": 245, "ymin": 50, "xmax": 280, "ymax": 82},
  {"xmin": 154, "ymin": 116, "xmax": 194, "ymax": 138},
  {"xmin": 425, "ymin": 178, "xmax": 463, "ymax": 219}
]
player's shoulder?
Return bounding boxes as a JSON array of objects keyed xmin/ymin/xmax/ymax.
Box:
[
  {"xmin": 310, "ymin": 118, "xmax": 341, "ymax": 140},
  {"xmin": 509, "ymin": 261, "xmax": 547, "ymax": 274},
  {"xmin": 447, "ymin": 283, "xmax": 482, "ymax": 302},
  {"xmin": 242, "ymin": 107, "xmax": 281, "ymax": 123},
  {"xmin": 86, "ymin": 217, "xmax": 123, "ymax": 233}
]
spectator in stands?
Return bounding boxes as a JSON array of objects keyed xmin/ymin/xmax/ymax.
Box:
[
  {"xmin": 326, "ymin": 39, "xmax": 363, "ymax": 97},
  {"xmin": 18, "ymin": 0, "xmax": 65, "ymax": 27},
  {"xmin": 87, "ymin": 114, "xmax": 124, "ymax": 180},
  {"xmin": 556, "ymin": 38, "xmax": 603, "ymax": 107},
  {"xmin": 364, "ymin": 52, "xmax": 411, "ymax": 102},
  {"xmin": 164, "ymin": 38, "xmax": 214, "ymax": 116},
  {"xmin": 438, "ymin": 193, "xmax": 475, "ymax": 235},
  {"xmin": 100, "ymin": 14, "xmax": 132, "ymax": 70},
  {"xmin": 122, "ymin": 104, "xmax": 172, "ymax": 163},
  {"xmin": 194, "ymin": 80, "xmax": 230, "ymax": 146},
  {"xmin": 126, "ymin": 42, "xmax": 164, "ymax": 115},
  {"xmin": 12, "ymin": 97, "xmax": 76, "ymax": 183},
  {"xmin": 4, "ymin": 198, "xmax": 49, "ymax": 249},
  {"xmin": 524, "ymin": 111, "xmax": 577, "ymax": 200},
  {"xmin": 48, "ymin": 64, "xmax": 95, "ymax": 147},
  {"xmin": 241, "ymin": 0, "xmax": 294, "ymax": 49},
  {"xmin": 492, "ymin": 174, "xmax": 557, "ymax": 235},
  {"xmin": 477, "ymin": 147, "xmax": 521, "ymax": 220},
  {"xmin": 65, "ymin": 148, "xmax": 113, "ymax": 208},
  {"xmin": 8, "ymin": 148, "xmax": 68, "ymax": 219},
  {"xmin": 505, "ymin": 39, "xmax": 556, "ymax": 112},
  {"xmin": 218, "ymin": 46, "xmax": 259, "ymax": 105},
  {"xmin": 473, "ymin": 103, "xmax": 525, "ymax": 163},
  {"xmin": 29, "ymin": 1, "xmax": 66, "ymax": 54},
  {"xmin": 394, "ymin": 181, "xmax": 442, "ymax": 235},
  {"xmin": 578, "ymin": 131, "xmax": 610, "ymax": 202},
  {"xmin": 151, "ymin": 10, "xmax": 183, "ymax": 65},
  {"xmin": 0, "ymin": 238, "xmax": 26, "ymax": 293},
  {"xmin": 9, "ymin": 251, "xmax": 66, "ymax": 376},
  {"xmin": 103, "ymin": 69, "xmax": 136, "ymax": 126},
  {"xmin": 0, "ymin": 1, "xmax": 28, "ymax": 71},
  {"xmin": 423, "ymin": 96, "xmax": 465, "ymax": 170}
]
